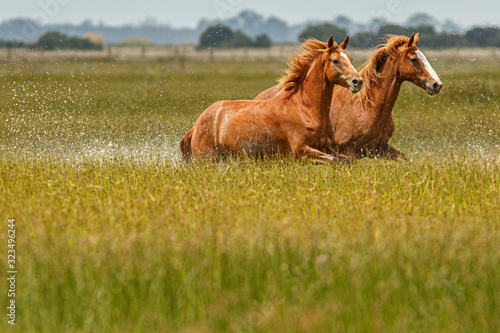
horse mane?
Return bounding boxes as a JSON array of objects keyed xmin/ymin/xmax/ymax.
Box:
[
  {"xmin": 360, "ymin": 35, "xmax": 411, "ymax": 96},
  {"xmin": 278, "ymin": 38, "xmax": 333, "ymax": 92}
]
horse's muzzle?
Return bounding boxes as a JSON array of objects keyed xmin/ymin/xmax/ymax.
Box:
[
  {"xmin": 349, "ymin": 77, "xmax": 364, "ymax": 94},
  {"xmin": 426, "ymin": 80, "xmax": 443, "ymax": 95}
]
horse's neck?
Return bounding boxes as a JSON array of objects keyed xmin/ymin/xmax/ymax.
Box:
[
  {"xmin": 296, "ymin": 59, "xmax": 334, "ymax": 120},
  {"xmin": 363, "ymin": 58, "xmax": 402, "ymax": 121}
]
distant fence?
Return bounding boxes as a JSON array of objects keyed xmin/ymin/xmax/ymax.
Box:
[
  {"xmin": 0, "ymin": 45, "xmax": 301, "ymax": 63},
  {"xmin": 0, "ymin": 45, "xmax": 498, "ymax": 64}
]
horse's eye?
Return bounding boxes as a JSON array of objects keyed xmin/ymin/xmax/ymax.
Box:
[
  {"xmin": 333, "ymin": 59, "xmax": 340, "ymax": 65},
  {"xmin": 410, "ymin": 58, "xmax": 418, "ymax": 63}
]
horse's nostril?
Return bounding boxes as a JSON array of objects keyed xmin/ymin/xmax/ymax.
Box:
[
  {"xmin": 352, "ymin": 79, "xmax": 359, "ymax": 86},
  {"xmin": 433, "ymin": 82, "xmax": 443, "ymax": 91}
]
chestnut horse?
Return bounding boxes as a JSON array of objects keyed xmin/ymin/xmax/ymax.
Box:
[
  {"xmin": 255, "ymin": 33, "xmax": 443, "ymax": 161},
  {"xmin": 180, "ymin": 36, "xmax": 363, "ymax": 163}
]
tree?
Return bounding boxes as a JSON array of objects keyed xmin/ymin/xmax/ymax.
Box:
[
  {"xmin": 349, "ymin": 32, "xmax": 377, "ymax": 49},
  {"xmin": 230, "ymin": 10, "xmax": 264, "ymax": 35},
  {"xmin": 374, "ymin": 24, "xmax": 455, "ymax": 49},
  {"xmin": 465, "ymin": 27, "xmax": 500, "ymax": 47},
  {"xmin": 367, "ymin": 17, "xmax": 389, "ymax": 34},
  {"xmin": 36, "ymin": 31, "xmax": 102, "ymax": 50},
  {"xmin": 37, "ymin": 31, "xmax": 66, "ymax": 50},
  {"xmin": 254, "ymin": 34, "xmax": 272, "ymax": 48},
  {"xmin": 0, "ymin": 40, "xmax": 26, "ymax": 48},
  {"xmin": 198, "ymin": 25, "xmax": 234, "ymax": 48},
  {"xmin": 433, "ymin": 33, "xmax": 468, "ymax": 48},
  {"xmin": 298, "ymin": 23, "xmax": 347, "ymax": 42},
  {"xmin": 232, "ymin": 30, "xmax": 254, "ymax": 47},
  {"xmin": 405, "ymin": 13, "xmax": 439, "ymax": 28},
  {"xmin": 198, "ymin": 25, "xmax": 271, "ymax": 49},
  {"xmin": 264, "ymin": 16, "xmax": 288, "ymax": 43},
  {"xmin": 441, "ymin": 19, "xmax": 463, "ymax": 34}
]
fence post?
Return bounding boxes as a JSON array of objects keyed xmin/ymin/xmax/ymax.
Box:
[
  {"xmin": 107, "ymin": 45, "xmax": 112, "ymax": 62},
  {"xmin": 73, "ymin": 46, "xmax": 79, "ymax": 62},
  {"xmin": 209, "ymin": 48, "xmax": 215, "ymax": 62},
  {"xmin": 174, "ymin": 47, "xmax": 180, "ymax": 62},
  {"xmin": 243, "ymin": 46, "xmax": 249, "ymax": 61}
]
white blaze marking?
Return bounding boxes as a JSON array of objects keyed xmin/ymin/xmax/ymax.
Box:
[
  {"xmin": 341, "ymin": 52, "xmax": 358, "ymax": 73},
  {"xmin": 416, "ymin": 50, "xmax": 441, "ymax": 82}
]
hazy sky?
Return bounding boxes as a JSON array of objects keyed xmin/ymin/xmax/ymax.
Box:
[{"xmin": 2, "ymin": 0, "xmax": 499, "ymax": 28}]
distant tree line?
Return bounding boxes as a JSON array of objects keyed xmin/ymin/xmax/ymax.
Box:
[
  {"xmin": 0, "ymin": 40, "xmax": 27, "ymax": 48},
  {"xmin": 0, "ymin": 31, "xmax": 103, "ymax": 50},
  {"xmin": 198, "ymin": 25, "xmax": 272, "ymax": 49},
  {"xmin": 1, "ymin": 21, "xmax": 500, "ymax": 50},
  {"xmin": 299, "ymin": 23, "xmax": 500, "ymax": 49},
  {"xmin": 1, "ymin": 11, "xmax": 499, "ymax": 46}
]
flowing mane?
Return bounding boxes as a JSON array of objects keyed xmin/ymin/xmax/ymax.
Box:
[
  {"xmin": 360, "ymin": 35, "xmax": 411, "ymax": 95},
  {"xmin": 278, "ymin": 39, "xmax": 333, "ymax": 92}
]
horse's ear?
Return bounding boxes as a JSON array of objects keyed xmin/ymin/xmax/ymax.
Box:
[
  {"xmin": 339, "ymin": 35, "xmax": 349, "ymax": 50},
  {"xmin": 407, "ymin": 33, "xmax": 416, "ymax": 47},
  {"xmin": 414, "ymin": 33, "xmax": 420, "ymax": 46},
  {"xmin": 328, "ymin": 35, "xmax": 334, "ymax": 49}
]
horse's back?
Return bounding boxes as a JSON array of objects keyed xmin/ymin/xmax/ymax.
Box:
[
  {"xmin": 254, "ymin": 85, "xmax": 280, "ymax": 101},
  {"xmin": 216, "ymin": 100, "xmax": 283, "ymax": 152}
]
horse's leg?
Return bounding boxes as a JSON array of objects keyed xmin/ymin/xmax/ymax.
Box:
[
  {"xmin": 329, "ymin": 145, "xmax": 359, "ymax": 162},
  {"xmin": 378, "ymin": 144, "xmax": 408, "ymax": 161},
  {"xmin": 191, "ymin": 128, "xmax": 220, "ymax": 161},
  {"xmin": 298, "ymin": 146, "xmax": 342, "ymax": 164},
  {"xmin": 327, "ymin": 147, "xmax": 353, "ymax": 166},
  {"xmin": 191, "ymin": 145, "xmax": 219, "ymax": 161}
]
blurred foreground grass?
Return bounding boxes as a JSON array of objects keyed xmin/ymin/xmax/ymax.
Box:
[{"xmin": 0, "ymin": 56, "xmax": 499, "ymax": 332}]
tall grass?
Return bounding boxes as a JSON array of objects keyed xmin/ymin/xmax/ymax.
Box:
[{"xmin": 0, "ymin": 57, "xmax": 499, "ymax": 332}]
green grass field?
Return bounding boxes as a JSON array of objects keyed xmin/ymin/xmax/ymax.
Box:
[{"xmin": 1, "ymin": 54, "xmax": 500, "ymax": 332}]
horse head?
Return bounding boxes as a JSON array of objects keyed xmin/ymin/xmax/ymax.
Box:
[
  {"xmin": 397, "ymin": 33, "xmax": 443, "ymax": 95},
  {"xmin": 324, "ymin": 35, "xmax": 364, "ymax": 94}
]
